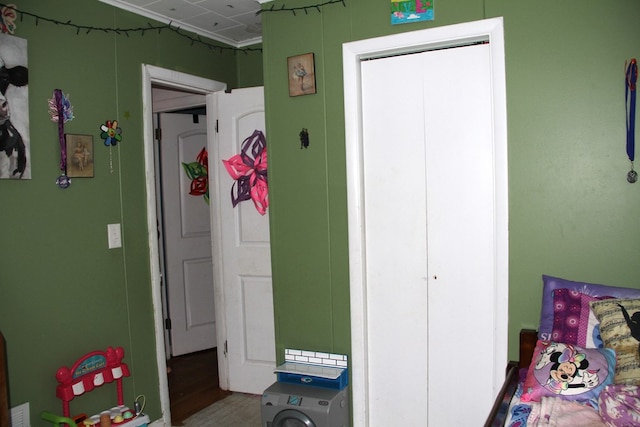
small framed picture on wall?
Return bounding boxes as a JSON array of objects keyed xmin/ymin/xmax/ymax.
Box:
[
  {"xmin": 391, "ymin": 0, "xmax": 435, "ymax": 25},
  {"xmin": 65, "ymin": 134, "xmax": 94, "ymax": 178},
  {"xmin": 287, "ymin": 52, "xmax": 316, "ymax": 97}
]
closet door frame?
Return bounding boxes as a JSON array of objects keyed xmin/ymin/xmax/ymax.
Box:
[{"xmin": 342, "ymin": 17, "xmax": 509, "ymax": 426}]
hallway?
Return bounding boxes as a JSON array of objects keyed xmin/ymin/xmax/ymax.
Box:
[{"xmin": 167, "ymin": 348, "xmax": 231, "ymax": 425}]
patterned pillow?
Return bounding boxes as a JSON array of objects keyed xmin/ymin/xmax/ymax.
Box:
[
  {"xmin": 582, "ymin": 294, "xmax": 607, "ymax": 349},
  {"xmin": 590, "ymin": 298, "xmax": 640, "ymax": 385},
  {"xmin": 550, "ymin": 289, "xmax": 610, "ymax": 348},
  {"xmin": 550, "ymin": 289, "xmax": 582, "ymax": 344},
  {"xmin": 521, "ymin": 340, "xmax": 616, "ymax": 404},
  {"xmin": 539, "ymin": 275, "xmax": 640, "ymax": 342}
]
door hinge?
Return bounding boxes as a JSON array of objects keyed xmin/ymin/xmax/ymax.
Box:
[
  {"xmin": 155, "ymin": 127, "xmax": 161, "ymax": 140},
  {"xmin": 215, "ymin": 119, "xmax": 219, "ymax": 133},
  {"xmin": 165, "ymin": 318, "xmax": 171, "ymax": 330},
  {"xmin": 224, "ymin": 340, "xmax": 228, "ymax": 357}
]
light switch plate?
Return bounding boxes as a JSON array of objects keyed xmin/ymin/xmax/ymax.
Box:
[{"xmin": 108, "ymin": 223, "xmax": 122, "ymax": 249}]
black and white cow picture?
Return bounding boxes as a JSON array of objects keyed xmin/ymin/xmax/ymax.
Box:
[{"xmin": 0, "ymin": 33, "xmax": 29, "ymax": 179}]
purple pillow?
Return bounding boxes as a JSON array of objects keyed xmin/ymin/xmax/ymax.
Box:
[
  {"xmin": 538, "ymin": 275, "xmax": 640, "ymax": 341},
  {"xmin": 521, "ymin": 340, "xmax": 615, "ymax": 404},
  {"xmin": 550, "ymin": 289, "xmax": 582, "ymax": 344},
  {"xmin": 550, "ymin": 289, "xmax": 611, "ymax": 347}
]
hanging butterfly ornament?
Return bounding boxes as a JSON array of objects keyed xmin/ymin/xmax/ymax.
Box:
[
  {"xmin": 48, "ymin": 89, "xmax": 74, "ymax": 188},
  {"xmin": 222, "ymin": 130, "xmax": 268, "ymax": 215},
  {"xmin": 100, "ymin": 120, "xmax": 122, "ymax": 174}
]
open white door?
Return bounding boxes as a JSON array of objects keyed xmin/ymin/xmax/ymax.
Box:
[
  {"xmin": 158, "ymin": 112, "xmax": 217, "ymax": 357},
  {"xmin": 210, "ymin": 86, "xmax": 276, "ymax": 395}
]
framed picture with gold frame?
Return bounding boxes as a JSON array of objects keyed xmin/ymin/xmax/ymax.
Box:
[
  {"xmin": 65, "ymin": 134, "xmax": 94, "ymax": 178},
  {"xmin": 287, "ymin": 52, "xmax": 316, "ymax": 97}
]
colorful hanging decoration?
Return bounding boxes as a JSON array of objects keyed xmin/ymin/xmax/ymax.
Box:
[
  {"xmin": 222, "ymin": 130, "xmax": 268, "ymax": 215},
  {"xmin": 100, "ymin": 120, "xmax": 122, "ymax": 146},
  {"xmin": 0, "ymin": 4, "xmax": 17, "ymax": 34},
  {"xmin": 48, "ymin": 90, "xmax": 74, "ymax": 124},
  {"xmin": 626, "ymin": 59, "xmax": 637, "ymax": 183},
  {"xmin": 48, "ymin": 89, "xmax": 74, "ymax": 188},
  {"xmin": 182, "ymin": 147, "xmax": 209, "ymax": 204},
  {"xmin": 100, "ymin": 120, "xmax": 122, "ymax": 174}
]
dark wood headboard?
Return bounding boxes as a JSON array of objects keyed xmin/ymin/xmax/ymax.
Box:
[
  {"xmin": 519, "ymin": 329, "xmax": 537, "ymax": 369},
  {"xmin": 1, "ymin": 331, "xmax": 8, "ymax": 427}
]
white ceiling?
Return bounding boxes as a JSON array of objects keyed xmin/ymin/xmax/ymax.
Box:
[{"xmin": 98, "ymin": 0, "xmax": 271, "ymax": 48}]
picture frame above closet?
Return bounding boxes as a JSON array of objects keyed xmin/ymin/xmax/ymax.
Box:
[{"xmin": 287, "ymin": 52, "xmax": 316, "ymax": 97}]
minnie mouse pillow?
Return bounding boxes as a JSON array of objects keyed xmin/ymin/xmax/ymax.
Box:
[{"xmin": 521, "ymin": 340, "xmax": 616, "ymax": 405}]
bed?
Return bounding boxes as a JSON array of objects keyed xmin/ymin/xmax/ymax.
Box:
[{"xmin": 485, "ymin": 275, "xmax": 640, "ymax": 427}]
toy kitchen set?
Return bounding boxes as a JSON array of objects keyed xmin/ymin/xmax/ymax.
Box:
[{"xmin": 261, "ymin": 348, "xmax": 350, "ymax": 427}]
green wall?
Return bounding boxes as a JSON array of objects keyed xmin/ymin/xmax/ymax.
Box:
[
  {"xmin": 0, "ymin": 1, "xmax": 261, "ymax": 424},
  {"xmin": 2, "ymin": 0, "xmax": 640, "ymax": 424},
  {"xmin": 262, "ymin": 0, "xmax": 640, "ymax": 366},
  {"xmin": 237, "ymin": 43, "xmax": 264, "ymax": 88}
]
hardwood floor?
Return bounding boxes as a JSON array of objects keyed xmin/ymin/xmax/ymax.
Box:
[{"xmin": 167, "ymin": 348, "xmax": 232, "ymax": 426}]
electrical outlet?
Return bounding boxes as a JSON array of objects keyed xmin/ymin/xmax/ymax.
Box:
[
  {"xmin": 108, "ymin": 223, "xmax": 122, "ymax": 249},
  {"xmin": 11, "ymin": 402, "xmax": 30, "ymax": 427}
]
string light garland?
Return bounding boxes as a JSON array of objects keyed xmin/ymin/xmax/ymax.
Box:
[
  {"xmin": 258, "ymin": 0, "xmax": 347, "ymax": 16},
  {"xmin": 0, "ymin": 2, "xmax": 262, "ymax": 54}
]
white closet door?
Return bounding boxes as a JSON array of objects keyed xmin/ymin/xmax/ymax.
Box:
[{"xmin": 360, "ymin": 42, "xmax": 496, "ymax": 425}]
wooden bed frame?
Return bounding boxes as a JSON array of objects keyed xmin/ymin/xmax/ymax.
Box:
[{"xmin": 484, "ymin": 329, "xmax": 538, "ymax": 427}]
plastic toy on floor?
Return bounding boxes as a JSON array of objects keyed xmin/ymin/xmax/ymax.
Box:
[{"xmin": 40, "ymin": 346, "xmax": 149, "ymax": 427}]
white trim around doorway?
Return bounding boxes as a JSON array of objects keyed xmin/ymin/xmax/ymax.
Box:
[
  {"xmin": 342, "ymin": 18, "xmax": 509, "ymax": 426},
  {"xmin": 141, "ymin": 64, "xmax": 226, "ymax": 427}
]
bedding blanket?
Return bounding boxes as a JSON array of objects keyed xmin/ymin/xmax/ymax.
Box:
[{"xmin": 527, "ymin": 397, "xmax": 606, "ymax": 426}]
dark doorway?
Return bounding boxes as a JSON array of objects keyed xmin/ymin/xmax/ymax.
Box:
[{"xmin": 167, "ymin": 348, "xmax": 231, "ymax": 425}]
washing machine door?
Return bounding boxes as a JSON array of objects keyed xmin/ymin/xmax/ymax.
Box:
[{"xmin": 272, "ymin": 409, "xmax": 316, "ymax": 427}]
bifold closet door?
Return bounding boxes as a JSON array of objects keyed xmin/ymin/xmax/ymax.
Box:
[{"xmin": 360, "ymin": 42, "xmax": 496, "ymax": 425}]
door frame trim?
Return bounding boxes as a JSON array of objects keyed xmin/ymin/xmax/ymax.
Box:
[
  {"xmin": 141, "ymin": 64, "xmax": 226, "ymax": 426},
  {"xmin": 342, "ymin": 18, "xmax": 508, "ymax": 426}
]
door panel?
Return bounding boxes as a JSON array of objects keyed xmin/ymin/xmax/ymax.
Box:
[
  {"xmin": 212, "ymin": 87, "xmax": 276, "ymax": 394},
  {"xmin": 361, "ymin": 51, "xmax": 429, "ymax": 426},
  {"xmin": 423, "ymin": 45, "xmax": 495, "ymax": 427},
  {"xmin": 360, "ymin": 43, "xmax": 496, "ymax": 425},
  {"xmin": 160, "ymin": 113, "xmax": 216, "ymax": 357}
]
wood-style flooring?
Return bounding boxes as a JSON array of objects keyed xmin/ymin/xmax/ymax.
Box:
[{"xmin": 167, "ymin": 348, "xmax": 231, "ymax": 426}]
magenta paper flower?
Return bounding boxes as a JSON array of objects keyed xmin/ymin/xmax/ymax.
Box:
[{"xmin": 222, "ymin": 130, "xmax": 268, "ymax": 215}]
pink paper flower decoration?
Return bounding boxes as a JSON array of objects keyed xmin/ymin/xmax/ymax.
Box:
[{"xmin": 222, "ymin": 130, "xmax": 268, "ymax": 215}]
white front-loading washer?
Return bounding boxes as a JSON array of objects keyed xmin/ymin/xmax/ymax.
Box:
[{"xmin": 261, "ymin": 382, "xmax": 349, "ymax": 427}]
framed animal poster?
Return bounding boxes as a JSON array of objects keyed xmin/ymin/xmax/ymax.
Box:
[
  {"xmin": 0, "ymin": 33, "xmax": 29, "ymax": 179},
  {"xmin": 391, "ymin": 0, "xmax": 434, "ymax": 25},
  {"xmin": 287, "ymin": 53, "xmax": 316, "ymax": 97},
  {"xmin": 66, "ymin": 134, "xmax": 94, "ymax": 178}
]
